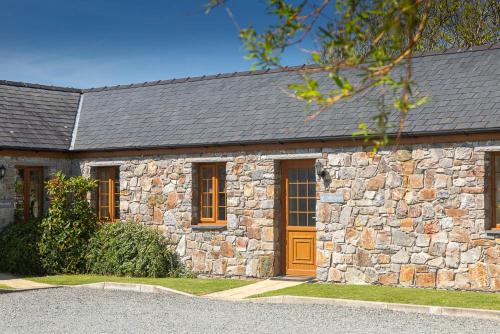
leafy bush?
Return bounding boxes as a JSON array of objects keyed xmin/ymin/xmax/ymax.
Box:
[
  {"xmin": 39, "ymin": 172, "xmax": 98, "ymax": 274},
  {"xmin": 0, "ymin": 219, "xmax": 43, "ymax": 275},
  {"xmin": 86, "ymin": 221, "xmax": 183, "ymax": 277}
]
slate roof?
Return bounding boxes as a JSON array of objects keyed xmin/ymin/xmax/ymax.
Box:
[
  {"xmin": 1, "ymin": 45, "xmax": 499, "ymax": 151},
  {"xmin": 73, "ymin": 45, "xmax": 500, "ymax": 151},
  {"xmin": 0, "ymin": 81, "xmax": 81, "ymax": 150}
]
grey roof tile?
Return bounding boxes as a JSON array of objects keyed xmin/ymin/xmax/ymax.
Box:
[
  {"xmin": 0, "ymin": 82, "xmax": 81, "ymax": 150},
  {"xmin": 1, "ymin": 47, "xmax": 499, "ymax": 151},
  {"xmin": 75, "ymin": 49, "xmax": 500, "ymax": 150}
]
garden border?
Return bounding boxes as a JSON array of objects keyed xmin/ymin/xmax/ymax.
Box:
[
  {"xmin": 66, "ymin": 281, "xmax": 500, "ymax": 320},
  {"xmin": 249, "ymin": 295, "xmax": 500, "ymax": 320},
  {"xmin": 71, "ymin": 282, "xmax": 195, "ymax": 297}
]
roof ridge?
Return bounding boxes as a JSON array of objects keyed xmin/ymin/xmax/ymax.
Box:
[
  {"xmin": 2, "ymin": 43, "xmax": 498, "ymax": 94},
  {"xmin": 0, "ymin": 79, "xmax": 82, "ymax": 93},
  {"xmin": 82, "ymin": 43, "xmax": 499, "ymax": 93},
  {"xmin": 82, "ymin": 64, "xmax": 319, "ymax": 93}
]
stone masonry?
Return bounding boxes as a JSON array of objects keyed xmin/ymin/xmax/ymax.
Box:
[
  {"xmin": 76, "ymin": 155, "xmax": 282, "ymax": 279},
  {"xmin": 2, "ymin": 140, "xmax": 497, "ymax": 291},
  {"xmin": 0, "ymin": 156, "xmax": 70, "ymax": 228},
  {"xmin": 74, "ymin": 140, "xmax": 500, "ymax": 291},
  {"xmin": 315, "ymin": 144, "xmax": 499, "ymax": 291}
]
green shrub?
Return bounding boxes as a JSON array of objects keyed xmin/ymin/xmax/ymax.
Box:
[
  {"xmin": 86, "ymin": 221, "xmax": 183, "ymax": 277},
  {"xmin": 0, "ymin": 219, "xmax": 43, "ymax": 275},
  {"xmin": 39, "ymin": 172, "xmax": 98, "ymax": 274}
]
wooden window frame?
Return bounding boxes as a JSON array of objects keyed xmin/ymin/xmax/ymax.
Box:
[
  {"xmin": 491, "ymin": 152, "xmax": 500, "ymax": 230},
  {"xmin": 15, "ymin": 166, "xmax": 44, "ymax": 223},
  {"xmin": 198, "ymin": 163, "xmax": 227, "ymax": 226},
  {"xmin": 96, "ymin": 166, "xmax": 120, "ymax": 222}
]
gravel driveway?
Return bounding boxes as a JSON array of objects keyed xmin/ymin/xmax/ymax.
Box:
[{"xmin": 0, "ymin": 287, "xmax": 498, "ymax": 334}]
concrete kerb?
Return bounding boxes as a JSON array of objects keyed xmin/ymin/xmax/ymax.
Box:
[
  {"xmin": 71, "ymin": 282, "xmax": 195, "ymax": 297},
  {"xmin": 0, "ymin": 286, "xmax": 61, "ymax": 294},
  {"xmin": 248, "ymin": 295, "xmax": 500, "ymax": 321},
  {"xmin": 68, "ymin": 281, "xmax": 500, "ymax": 321}
]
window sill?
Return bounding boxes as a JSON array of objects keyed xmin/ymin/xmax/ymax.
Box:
[
  {"xmin": 191, "ymin": 224, "xmax": 227, "ymax": 231},
  {"xmin": 485, "ymin": 229, "xmax": 500, "ymax": 236}
]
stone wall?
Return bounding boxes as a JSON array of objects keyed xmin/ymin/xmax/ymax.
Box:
[
  {"xmin": 76, "ymin": 154, "xmax": 284, "ymax": 278},
  {"xmin": 74, "ymin": 141, "xmax": 499, "ymax": 291},
  {"xmin": 0, "ymin": 155, "xmax": 71, "ymax": 228},
  {"xmin": 316, "ymin": 144, "xmax": 499, "ymax": 291}
]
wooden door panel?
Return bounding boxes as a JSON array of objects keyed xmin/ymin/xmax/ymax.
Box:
[
  {"xmin": 283, "ymin": 160, "xmax": 317, "ymax": 277},
  {"xmin": 289, "ymin": 231, "xmax": 315, "ymax": 262},
  {"xmin": 287, "ymin": 230, "xmax": 316, "ymax": 275}
]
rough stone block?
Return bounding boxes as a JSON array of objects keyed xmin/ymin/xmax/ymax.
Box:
[
  {"xmin": 415, "ymin": 272, "xmax": 436, "ymax": 288},
  {"xmin": 399, "ymin": 264, "xmax": 415, "ymax": 285},
  {"xmin": 437, "ymin": 270, "xmax": 455, "ymax": 288},
  {"xmin": 379, "ymin": 272, "xmax": 398, "ymax": 286}
]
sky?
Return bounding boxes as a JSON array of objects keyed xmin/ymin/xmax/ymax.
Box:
[{"xmin": 0, "ymin": 0, "xmax": 311, "ymax": 88}]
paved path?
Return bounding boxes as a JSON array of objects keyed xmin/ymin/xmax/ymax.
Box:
[
  {"xmin": 206, "ymin": 279, "xmax": 302, "ymax": 299},
  {"xmin": 1, "ymin": 288, "xmax": 498, "ymax": 334},
  {"xmin": 0, "ymin": 273, "xmax": 53, "ymax": 290}
]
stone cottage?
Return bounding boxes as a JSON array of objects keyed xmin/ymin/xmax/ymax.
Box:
[{"xmin": 1, "ymin": 45, "xmax": 499, "ymax": 291}]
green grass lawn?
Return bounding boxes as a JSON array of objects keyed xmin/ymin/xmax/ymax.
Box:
[
  {"xmin": 27, "ymin": 275, "xmax": 255, "ymax": 296},
  {"xmin": 0, "ymin": 284, "xmax": 14, "ymax": 290},
  {"xmin": 254, "ymin": 283, "xmax": 500, "ymax": 310}
]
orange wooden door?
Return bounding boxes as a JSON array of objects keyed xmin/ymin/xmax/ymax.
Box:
[
  {"xmin": 97, "ymin": 166, "xmax": 120, "ymax": 221},
  {"xmin": 14, "ymin": 166, "xmax": 44, "ymax": 222},
  {"xmin": 283, "ymin": 160, "xmax": 316, "ymax": 276}
]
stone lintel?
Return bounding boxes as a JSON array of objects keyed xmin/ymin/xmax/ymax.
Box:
[
  {"xmin": 185, "ymin": 157, "xmax": 233, "ymax": 163},
  {"xmin": 474, "ymin": 146, "xmax": 500, "ymax": 152},
  {"xmin": 261, "ymin": 153, "xmax": 322, "ymax": 160},
  {"xmin": 87, "ymin": 161, "xmax": 125, "ymax": 167}
]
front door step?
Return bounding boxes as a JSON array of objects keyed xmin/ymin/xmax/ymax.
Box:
[
  {"xmin": 270, "ymin": 276, "xmax": 315, "ymax": 282},
  {"xmin": 205, "ymin": 279, "xmax": 303, "ymax": 300}
]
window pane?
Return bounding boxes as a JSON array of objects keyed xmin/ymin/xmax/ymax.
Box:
[
  {"xmin": 218, "ymin": 207, "xmax": 226, "ymax": 221},
  {"xmin": 298, "ymin": 183, "xmax": 307, "ymax": 197},
  {"xmin": 217, "ymin": 165, "xmax": 226, "ymax": 192},
  {"xmin": 298, "ymin": 168, "xmax": 307, "ymax": 182},
  {"xmin": 495, "ymin": 156, "xmax": 500, "ymax": 171},
  {"xmin": 289, "ymin": 168, "xmax": 298, "ymax": 182},
  {"xmin": 217, "ymin": 164, "xmax": 226, "ymax": 221},
  {"xmin": 200, "ymin": 165, "xmax": 215, "ymax": 220},
  {"xmin": 202, "ymin": 166, "xmax": 213, "ymax": 179},
  {"xmin": 97, "ymin": 166, "xmax": 120, "ymax": 221},
  {"xmin": 114, "ymin": 170, "xmax": 120, "ymax": 219},
  {"xmin": 286, "ymin": 166, "xmax": 317, "ymax": 227},
  {"xmin": 217, "ymin": 193, "xmax": 226, "ymax": 221},
  {"xmin": 29, "ymin": 169, "xmax": 43, "ymax": 219},
  {"xmin": 307, "ymin": 167, "xmax": 315, "ymax": 181},
  {"xmin": 308, "ymin": 198, "xmax": 316, "ymax": 213},
  {"xmin": 203, "ymin": 207, "xmax": 212, "ymax": 218},
  {"xmin": 218, "ymin": 193, "xmax": 226, "ymax": 206},
  {"xmin": 308, "ymin": 183, "xmax": 316, "ymax": 197},
  {"xmin": 15, "ymin": 168, "xmax": 25, "ymax": 222},
  {"xmin": 99, "ymin": 183, "xmax": 110, "ymax": 220},
  {"xmin": 298, "ymin": 213, "xmax": 307, "ymax": 226},
  {"xmin": 298, "ymin": 198, "xmax": 307, "ymax": 212}
]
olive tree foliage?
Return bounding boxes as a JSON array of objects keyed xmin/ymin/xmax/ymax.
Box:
[{"xmin": 207, "ymin": 0, "xmax": 499, "ymax": 150}]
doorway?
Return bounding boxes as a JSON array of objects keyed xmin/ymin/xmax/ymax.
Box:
[{"xmin": 281, "ymin": 160, "xmax": 316, "ymax": 276}]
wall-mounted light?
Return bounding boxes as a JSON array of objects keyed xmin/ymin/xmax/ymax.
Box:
[
  {"xmin": 0, "ymin": 165, "xmax": 5, "ymax": 180},
  {"xmin": 315, "ymin": 160, "xmax": 326, "ymax": 178}
]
